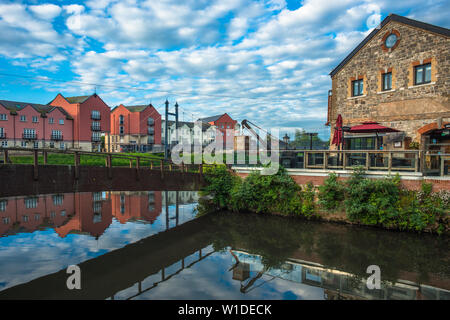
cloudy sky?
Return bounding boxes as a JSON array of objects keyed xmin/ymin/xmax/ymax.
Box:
[{"xmin": 0, "ymin": 0, "xmax": 449, "ymax": 138}]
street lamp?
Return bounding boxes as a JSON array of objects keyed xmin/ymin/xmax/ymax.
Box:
[{"xmin": 283, "ymin": 133, "xmax": 290, "ymax": 150}]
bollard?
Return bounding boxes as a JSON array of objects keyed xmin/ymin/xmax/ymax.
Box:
[{"xmin": 43, "ymin": 151, "xmax": 48, "ymax": 165}]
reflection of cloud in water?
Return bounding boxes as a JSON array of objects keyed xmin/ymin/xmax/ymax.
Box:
[
  {"xmin": 0, "ymin": 203, "xmax": 197, "ymax": 291},
  {"xmin": 129, "ymin": 249, "xmax": 324, "ymax": 300}
]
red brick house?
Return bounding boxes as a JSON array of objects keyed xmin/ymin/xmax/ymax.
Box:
[
  {"xmin": 48, "ymin": 93, "xmax": 111, "ymax": 151},
  {"xmin": 0, "ymin": 100, "xmax": 73, "ymax": 149},
  {"xmin": 109, "ymin": 103, "xmax": 161, "ymax": 152},
  {"xmin": 197, "ymin": 113, "xmax": 237, "ymax": 145}
]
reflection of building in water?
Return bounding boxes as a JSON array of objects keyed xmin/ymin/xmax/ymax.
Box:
[
  {"xmin": 162, "ymin": 191, "xmax": 199, "ymax": 205},
  {"xmin": 54, "ymin": 192, "xmax": 112, "ymax": 238},
  {"xmin": 0, "ymin": 191, "xmax": 197, "ymax": 238},
  {"xmin": 110, "ymin": 191, "xmax": 162, "ymax": 224},
  {"xmin": 0, "ymin": 194, "xmax": 75, "ymax": 236},
  {"xmin": 231, "ymin": 250, "xmax": 450, "ymax": 300},
  {"xmin": 0, "ymin": 192, "xmax": 111, "ymax": 238}
]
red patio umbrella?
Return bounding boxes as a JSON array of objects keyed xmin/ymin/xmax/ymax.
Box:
[
  {"xmin": 349, "ymin": 121, "xmax": 400, "ymax": 133},
  {"xmin": 332, "ymin": 114, "xmax": 343, "ymax": 148},
  {"xmin": 349, "ymin": 121, "xmax": 400, "ymax": 150}
]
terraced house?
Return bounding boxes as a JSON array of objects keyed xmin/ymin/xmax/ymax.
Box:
[
  {"xmin": 48, "ymin": 93, "xmax": 111, "ymax": 152},
  {"xmin": 0, "ymin": 100, "xmax": 73, "ymax": 150},
  {"xmin": 109, "ymin": 103, "xmax": 162, "ymax": 153},
  {"xmin": 327, "ymin": 14, "xmax": 449, "ymax": 158}
]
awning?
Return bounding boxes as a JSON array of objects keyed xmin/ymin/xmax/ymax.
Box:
[{"xmin": 349, "ymin": 121, "xmax": 400, "ymax": 134}]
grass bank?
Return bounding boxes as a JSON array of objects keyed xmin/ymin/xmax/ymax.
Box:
[
  {"xmin": 200, "ymin": 165, "xmax": 450, "ymax": 235},
  {"xmin": 8, "ymin": 152, "xmax": 163, "ymax": 167}
]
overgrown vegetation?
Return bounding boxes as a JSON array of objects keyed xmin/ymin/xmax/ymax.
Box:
[{"xmin": 201, "ymin": 165, "xmax": 449, "ymax": 234}]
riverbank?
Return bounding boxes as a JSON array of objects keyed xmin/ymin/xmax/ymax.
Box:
[{"xmin": 201, "ymin": 166, "xmax": 450, "ymax": 235}]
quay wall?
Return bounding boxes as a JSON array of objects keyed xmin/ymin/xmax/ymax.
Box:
[{"xmin": 0, "ymin": 164, "xmax": 205, "ymax": 197}]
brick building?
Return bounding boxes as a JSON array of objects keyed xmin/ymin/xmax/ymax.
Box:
[
  {"xmin": 0, "ymin": 100, "xmax": 73, "ymax": 149},
  {"xmin": 48, "ymin": 93, "xmax": 111, "ymax": 152},
  {"xmin": 197, "ymin": 113, "xmax": 238, "ymax": 145},
  {"xmin": 109, "ymin": 104, "xmax": 161, "ymax": 153},
  {"xmin": 327, "ymin": 14, "xmax": 449, "ymax": 156}
]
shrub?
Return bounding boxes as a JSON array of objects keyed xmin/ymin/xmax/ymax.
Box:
[
  {"xmin": 201, "ymin": 165, "xmax": 241, "ymax": 210},
  {"xmin": 229, "ymin": 166, "xmax": 304, "ymax": 216},
  {"xmin": 344, "ymin": 167, "xmax": 401, "ymax": 225},
  {"xmin": 318, "ymin": 173, "xmax": 345, "ymax": 210}
]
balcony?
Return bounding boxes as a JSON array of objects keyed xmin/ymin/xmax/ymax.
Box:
[
  {"xmin": 91, "ymin": 113, "xmax": 101, "ymax": 120},
  {"xmin": 0, "ymin": 132, "xmax": 6, "ymax": 139},
  {"xmin": 147, "ymin": 118, "xmax": 155, "ymax": 126},
  {"xmin": 148, "ymin": 127, "xmax": 155, "ymax": 135},
  {"xmin": 91, "ymin": 125, "xmax": 101, "ymax": 131},
  {"xmin": 23, "ymin": 133, "xmax": 37, "ymax": 140},
  {"xmin": 91, "ymin": 136, "xmax": 102, "ymax": 142},
  {"xmin": 51, "ymin": 134, "xmax": 63, "ymax": 141}
]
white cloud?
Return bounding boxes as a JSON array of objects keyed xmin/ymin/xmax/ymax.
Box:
[{"xmin": 29, "ymin": 4, "xmax": 62, "ymax": 20}]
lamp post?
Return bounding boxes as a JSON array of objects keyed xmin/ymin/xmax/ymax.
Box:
[{"xmin": 283, "ymin": 133, "xmax": 290, "ymax": 150}]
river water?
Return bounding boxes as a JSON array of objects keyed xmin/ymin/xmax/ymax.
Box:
[{"xmin": 0, "ymin": 190, "xmax": 448, "ymax": 300}]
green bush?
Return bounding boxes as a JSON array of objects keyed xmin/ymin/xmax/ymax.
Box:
[
  {"xmin": 318, "ymin": 173, "xmax": 345, "ymax": 210},
  {"xmin": 344, "ymin": 167, "xmax": 402, "ymax": 225},
  {"xmin": 201, "ymin": 165, "xmax": 240, "ymax": 210},
  {"xmin": 229, "ymin": 167, "xmax": 304, "ymax": 216}
]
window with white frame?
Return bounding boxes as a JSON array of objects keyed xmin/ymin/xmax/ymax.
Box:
[
  {"xmin": 21, "ymin": 141, "xmax": 27, "ymax": 147},
  {"xmin": 23, "ymin": 128, "xmax": 36, "ymax": 139},
  {"xmin": 24, "ymin": 197, "xmax": 38, "ymax": 209},
  {"xmin": 59, "ymin": 119, "xmax": 64, "ymax": 125},
  {"xmin": 1, "ymin": 140, "xmax": 7, "ymax": 147},
  {"xmin": 49, "ymin": 117, "xmax": 54, "ymax": 124},
  {"xmin": 0, "ymin": 114, "xmax": 7, "ymax": 121},
  {"xmin": 60, "ymin": 142, "xmax": 65, "ymax": 150},
  {"xmin": 20, "ymin": 115, "xmax": 26, "ymax": 122},
  {"xmin": 33, "ymin": 141, "xmax": 39, "ymax": 148},
  {"xmin": 0, "ymin": 200, "xmax": 7, "ymax": 212},
  {"xmin": 32, "ymin": 116, "xmax": 38, "ymax": 123}
]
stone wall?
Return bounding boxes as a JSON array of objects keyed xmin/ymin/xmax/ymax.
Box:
[{"xmin": 329, "ymin": 20, "xmax": 450, "ymax": 144}]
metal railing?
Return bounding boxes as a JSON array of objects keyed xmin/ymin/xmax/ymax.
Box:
[
  {"xmin": 51, "ymin": 134, "xmax": 63, "ymax": 141},
  {"xmin": 22, "ymin": 133, "xmax": 37, "ymax": 140},
  {"xmin": 237, "ymin": 149, "xmax": 450, "ymax": 176}
]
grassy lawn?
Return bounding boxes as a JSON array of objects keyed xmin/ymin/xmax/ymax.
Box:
[{"xmin": 9, "ymin": 152, "xmax": 164, "ymax": 167}]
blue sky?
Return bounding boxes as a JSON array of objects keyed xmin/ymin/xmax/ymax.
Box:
[{"xmin": 0, "ymin": 0, "xmax": 449, "ymax": 139}]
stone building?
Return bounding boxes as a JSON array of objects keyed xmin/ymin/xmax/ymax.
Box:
[{"xmin": 327, "ymin": 14, "xmax": 449, "ymax": 155}]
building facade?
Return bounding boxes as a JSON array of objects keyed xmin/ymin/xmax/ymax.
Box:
[
  {"xmin": 327, "ymin": 14, "xmax": 449, "ymax": 154},
  {"xmin": 161, "ymin": 120, "xmax": 216, "ymax": 147},
  {"xmin": 0, "ymin": 100, "xmax": 73, "ymax": 150},
  {"xmin": 197, "ymin": 113, "xmax": 238, "ymax": 145},
  {"xmin": 48, "ymin": 93, "xmax": 111, "ymax": 152},
  {"xmin": 109, "ymin": 104, "xmax": 162, "ymax": 153}
]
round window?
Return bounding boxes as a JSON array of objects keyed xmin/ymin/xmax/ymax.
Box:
[{"xmin": 385, "ymin": 33, "xmax": 398, "ymax": 48}]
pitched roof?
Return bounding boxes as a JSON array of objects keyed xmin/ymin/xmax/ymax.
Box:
[
  {"xmin": 197, "ymin": 114, "xmax": 224, "ymax": 123},
  {"xmin": 65, "ymin": 95, "xmax": 92, "ymax": 104},
  {"xmin": 123, "ymin": 104, "xmax": 153, "ymax": 112},
  {"xmin": 162, "ymin": 120, "xmax": 212, "ymax": 131},
  {"xmin": 0, "ymin": 99, "xmax": 73, "ymax": 119},
  {"xmin": 330, "ymin": 13, "xmax": 450, "ymax": 77}
]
